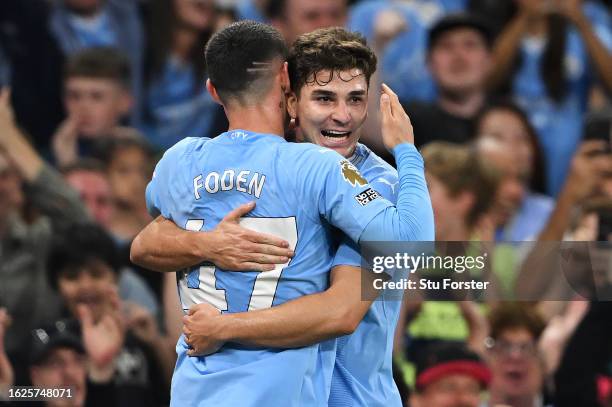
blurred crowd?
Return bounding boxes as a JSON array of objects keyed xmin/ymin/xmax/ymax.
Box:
[{"xmin": 0, "ymin": 0, "xmax": 611, "ymax": 406}]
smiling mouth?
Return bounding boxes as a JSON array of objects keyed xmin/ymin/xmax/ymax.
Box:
[{"xmin": 320, "ymin": 130, "xmax": 352, "ymax": 144}]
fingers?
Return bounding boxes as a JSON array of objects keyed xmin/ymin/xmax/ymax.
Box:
[
  {"xmin": 223, "ymin": 201, "xmax": 256, "ymax": 222},
  {"xmin": 77, "ymin": 304, "xmax": 94, "ymax": 329},
  {"xmin": 380, "ymin": 92, "xmax": 392, "ymax": 122},
  {"xmin": 246, "ymin": 230, "xmax": 290, "ymax": 249}
]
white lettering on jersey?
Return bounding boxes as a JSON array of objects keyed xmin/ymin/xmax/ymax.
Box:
[{"xmin": 194, "ymin": 171, "xmax": 266, "ymax": 199}]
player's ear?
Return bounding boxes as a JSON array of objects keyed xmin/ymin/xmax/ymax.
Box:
[
  {"xmin": 118, "ymin": 89, "xmax": 133, "ymax": 116},
  {"xmin": 287, "ymin": 91, "xmax": 298, "ymax": 120},
  {"xmin": 206, "ymin": 79, "xmax": 223, "ymax": 105},
  {"xmin": 280, "ymin": 61, "xmax": 290, "ymax": 93}
]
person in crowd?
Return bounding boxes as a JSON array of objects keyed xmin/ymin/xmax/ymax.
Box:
[
  {"xmin": 485, "ymin": 303, "xmax": 550, "ymax": 407},
  {"xmin": 142, "ymin": 0, "xmax": 228, "ymax": 150},
  {"xmin": 403, "ymin": 13, "xmax": 493, "ymax": 149},
  {"xmin": 47, "ymin": 223, "xmax": 173, "ymax": 406},
  {"xmin": 475, "ymin": 100, "xmax": 553, "ymax": 242},
  {"xmin": 410, "ymin": 342, "xmax": 491, "ymax": 407},
  {"xmin": 265, "ymin": 0, "xmax": 348, "ymax": 44},
  {"xmin": 394, "ymin": 143, "xmax": 498, "ymax": 385},
  {"xmin": 61, "ymin": 159, "xmax": 161, "ymax": 319},
  {"xmin": 52, "ymin": 47, "xmax": 134, "ymax": 167},
  {"xmin": 29, "ymin": 319, "xmax": 117, "ymax": 406},
  {"xmin": 90, "ymin": 132, "xmax": 152, "ymax": 244},
  {"xmin": 48, "ymin": 0, "xmax": 144, "ymax": 122},
  {"xmin": 487, "ymin": 0, "xmax": 612, "ymax": 195},
  {"xmin": 349, "ymin": 0, "xmax": 468, "ymax": 105},
  {"xmin": 0, "ymin": 88, "xmax": 87, "ymax": 384},
  {"xmin": 61, "ymin": 159, "xmax": 113, "ymax": 228}
]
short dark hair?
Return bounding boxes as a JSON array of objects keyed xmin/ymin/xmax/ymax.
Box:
[
  {"xmin": 288, "ymin": 27, "xmax": 377, "ymax": 96},
  {"xmin": 428, "ymin": 13, "xmax": 492, "ymax": 52},
  {"xmin": 205, "ymin": 20, "xmax": 288, "ymax": 103},
  {"xmin": 47, "ymin": 223, "xmax": 120, "ymax": 290},
  {"xmin": 64, "ymin": 47, "xmax": 131, "ymax": 88}
]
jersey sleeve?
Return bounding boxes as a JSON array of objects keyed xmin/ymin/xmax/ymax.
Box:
[
  {"xmin": 290, "ymin": 146, "xmax": 394, "ymax": 244},
  {"xmin": 146, "ymin": 138, "xmax": 200, "ymax": 221}
]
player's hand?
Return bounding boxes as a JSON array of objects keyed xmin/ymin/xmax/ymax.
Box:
[
  {"xmin": 208, "ymin": 201, "xmax": 294, "ymax": 272},
  {"xmin": 379, "ymin": 83, "xmax": 414, "ymax": 151},
  {"xmin": 51, "ymin": 117, "xmax": 79, "ymax": 167},
  {"xmin": 183, "ymin": 303, "xmax": 224, "ymax": 356},
  {"xmin": 0, "ymin": 308, "xmax": 14, "ymax": 393},
  {"xmin": 78, "ymin": 286, "xmax": 125, "ymax": 368}
]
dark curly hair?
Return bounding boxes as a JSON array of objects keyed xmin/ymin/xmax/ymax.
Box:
[{"xmin": 288, "ymin": 27, "xmax": 377, "ymax": 96}]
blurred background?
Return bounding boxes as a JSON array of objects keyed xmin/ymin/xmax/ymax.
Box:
[{"xmin": 0, "ymin": 0, "xmax": 611, "ymax": 406}]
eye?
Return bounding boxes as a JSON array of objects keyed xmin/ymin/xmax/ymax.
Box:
[
  {"xmin": 316, "ymin": 96, "xmax": 331, "ymax": 102},
  {"xmin": 349, "ymin": 96, "xmax": 364, "ymax": 104}
]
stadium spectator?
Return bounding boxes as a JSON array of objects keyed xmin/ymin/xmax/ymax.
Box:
[
  {"xmin": 410, "ymin": 342, "xmax": 491, "ymax": 407},
  {"xmin": 0, "ymin": 88, "xmax": 86, "ymax": 383},
  {"xmin": 349, "ymin": 0, "xmax": 467, "ymax": 104},
  {"xmin": 485, "ymin": 303, "xmax": 549, "ymax": 407},
  {"xmin": 29, "ymin": 319, "xmax": 117, "ymax": 406},
  {"xmin": 91, "ymin": 131, "xmax": 152, "ymax": 243},
  {"xmin": 487, "ymin": 0, "xmax": 612, "ymax": 196},
  {"xmin": 265, "ymin": 0, "xmax": 348, "ymax": 44},
  {"xmin": 402, "ymin": 13, "xmax": 492, "ymax": 149},
  {"xmin": 52, "ymin": 47, "xmax": 133, "ymax": 168},
  {"xmin": 61, "ymin": 159, "xmax": 113, "ymax": 228},
  {"xmin": 422, "ymin": 142, "xmax": 498, "ymax": 241},
  {"xmin": 48, "ymin": 0, "xmax": 144, "ymax": 123},
  {"xmin": 394, "ymin": 143, "xmax": 498, "ymax": 378},
  {"xmin": 47, "ymin": 223, "xmax": 173, "ymax": 406},
  {"xmin": 142, "ymin": 0, "xmax": 228, "ymax": 150},
  {"xmin": 61, "ymin": 159, "xmax": 161, "ymax": 319}
]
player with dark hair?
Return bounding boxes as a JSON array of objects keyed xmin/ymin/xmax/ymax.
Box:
[{"xmin": 141, "ymin": 20, "xmax": 433, "ymax": 406}]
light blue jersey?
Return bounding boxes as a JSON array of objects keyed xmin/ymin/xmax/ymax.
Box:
[
  {"xmin": 146, "ymin": 131, "xmax": 397, "ymax": 407},
  {"xmin": 328, "ymin": 144, "xmax": 408, "ymax": 407},
  {"xmin": 513, "ymin": 1, "xmax": 612, "ymax": 195}
]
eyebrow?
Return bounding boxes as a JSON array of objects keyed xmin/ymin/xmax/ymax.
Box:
[{"xmin": 310, "ymin": 89, "xmax": 367, "ymax": 97}]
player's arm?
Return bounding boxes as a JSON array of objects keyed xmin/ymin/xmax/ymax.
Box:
[
  {"xmin": 130, "ymin": 203, "xmax": 294, "ymax": 272},
  {"xmin": 183, "ymin": 263, "xmax": 379, "ymax": 354}
]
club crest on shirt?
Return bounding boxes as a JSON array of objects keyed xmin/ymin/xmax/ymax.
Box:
[{"xmin": 340, "ymin": 160, "xmax": 367, "ymax": 187}]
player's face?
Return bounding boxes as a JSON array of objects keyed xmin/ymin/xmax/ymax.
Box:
[
  {"xmin": 413, "ymin": 374, "xmax": 482, "ymax": 407},
  {"xmin": 107, "ymin": 146, "xmax": 150, "ymax": 210},
  {"xmin": 289, "ymin": 69, "xmax": 367, "ymax": 158},
  {"xmin": 282, "ymin": 0, "xmax": 347, "ymax": 43},
  {"xmin": 30, "ymin": 348, "xmax": 87, "ymax": 407},
  {"xmin": 64, "ymin": 170, "xmax": 113, "ymax": 227},
  {"xmin": 487, "ymin": 328, "xmax": 543, "ymax": 400},
  {"xmin": 429, "ymin": 28, "xmax": 490, "ymax": 96},
  {"xmin": 57, "ymin": 260, "xmax": 117, "ymax": 322},
  {"xmin": 64, "ymin": 77, "xmax": 132, "ymax": 138}
]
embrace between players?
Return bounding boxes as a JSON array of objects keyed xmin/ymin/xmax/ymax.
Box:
[{"xmin": 130, "ymin": 21, "xmax": 434, "ymax": 407}]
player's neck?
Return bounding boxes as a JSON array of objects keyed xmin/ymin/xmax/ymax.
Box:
[{"xmin": 226, "ymin": 99, "xmax": 286, "ymax": 138}]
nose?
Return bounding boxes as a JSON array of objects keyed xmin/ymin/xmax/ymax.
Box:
[{"xmin": 330, "ymin": 101, "xmax": 351, "ymax": 125}]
